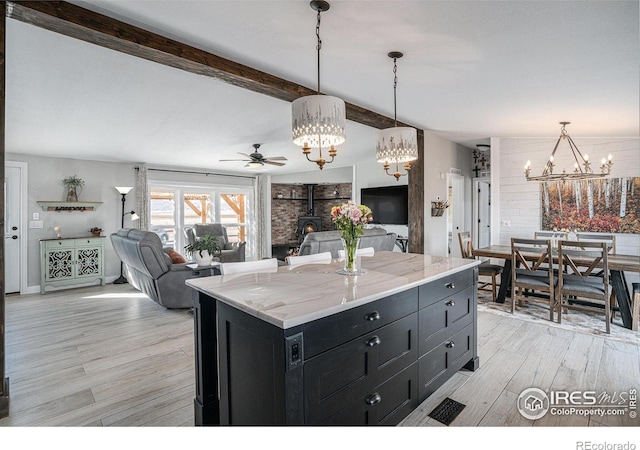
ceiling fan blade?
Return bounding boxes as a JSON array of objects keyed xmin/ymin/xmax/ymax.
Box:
[
  {"xmin": 264, "ymin": 160, "xmax": 286, "ymax": 166},
  {"xmin": 237, "ymin": 152, "xmax": 254, "ymax": 159},
  {"xmin": 265, "ymin": 156, "xmax": 287, "ymax": 161},
  {"xmin": 220, "ymin": 159, "xmax": 250, "ymax": 162}
]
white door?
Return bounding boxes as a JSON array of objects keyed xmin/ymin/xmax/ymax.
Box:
[
  {"xmin": 474, "ymin": 179, "xmax": 491, "ymax": 249},
  {"xmin": 4, "ymin": 164, "xmax": 24, "ymax": 294}
]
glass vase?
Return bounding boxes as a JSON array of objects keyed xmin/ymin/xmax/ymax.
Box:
[{"xmin": 337, "ymin": 237, "xmax": 365, "ymax": 276}]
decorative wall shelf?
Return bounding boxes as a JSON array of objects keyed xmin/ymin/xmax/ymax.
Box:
[{"xmin": 37, "ymin": 201, "xmax": 103, "ymax": 212}]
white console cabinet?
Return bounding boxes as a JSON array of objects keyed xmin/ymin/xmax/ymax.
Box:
[{"xmin": 39, "ymin": 237, "xmax": 106, "ymax": 294}]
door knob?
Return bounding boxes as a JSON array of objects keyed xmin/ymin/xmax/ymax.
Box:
[{"xmin": 12, "ymin": 226, "xmax": 17, "ymax": 231}]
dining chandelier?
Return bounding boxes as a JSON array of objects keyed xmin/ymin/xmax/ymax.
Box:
[
  {"xmin": 291, "ymin": 0, "xmax": 346, "ymax": 170},
  {"xmin": 376, "ymin": 51, "xmax": 418, "ymax": 181},
  {"xmin": 524, "ymin": 122, "xmax": 613, "ymax": 182}
]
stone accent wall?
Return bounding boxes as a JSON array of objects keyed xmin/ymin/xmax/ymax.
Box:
[{"xmin": 271, "ymin": 183, "xmax": 352, "ymax": 245}]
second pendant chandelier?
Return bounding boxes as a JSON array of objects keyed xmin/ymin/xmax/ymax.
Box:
[{"xmin": 376, "ymin": 51, "xmax": 418, "ymax": 181}]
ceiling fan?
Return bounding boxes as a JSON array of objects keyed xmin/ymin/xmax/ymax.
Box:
[{"xmin": 220, "ymin": 144, "xmax": 287, "ymax": 168}]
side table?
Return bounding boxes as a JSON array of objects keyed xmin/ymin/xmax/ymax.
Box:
[{"xmin": 187, "ymin": 262, "xmax": 221, "ymax": 278}]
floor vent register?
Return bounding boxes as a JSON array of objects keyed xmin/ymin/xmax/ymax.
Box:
[{"xmin": 428, "ymin": 397, "xmax": 466, "ymax": 426}]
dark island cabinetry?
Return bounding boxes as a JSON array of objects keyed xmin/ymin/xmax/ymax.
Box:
[{"xmin": 192, "ymin": 265, "xmax": 479, "ymax": 426}]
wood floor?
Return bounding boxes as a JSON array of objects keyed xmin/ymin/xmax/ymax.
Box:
[{"xmin": 0, "ymin": 283, "xmax": 638, "ymax": 428}]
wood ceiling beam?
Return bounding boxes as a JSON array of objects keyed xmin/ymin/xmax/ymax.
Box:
[
  {"xmin": 7, "ymin": 1, "xmax": 416, "ymax": 131},
  {"xmin": 6, "ymin": 0, "xmax": 425, "ymax": 256}
]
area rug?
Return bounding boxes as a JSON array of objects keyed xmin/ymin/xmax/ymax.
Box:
[{"xmin": 476, "ymin": 289, "xmax": 640, "ymax": 345}]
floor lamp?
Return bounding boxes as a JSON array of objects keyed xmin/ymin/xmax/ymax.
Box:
[{"xmin": 114, "ymin": 186, "xmax": 139, "ymax": 284}]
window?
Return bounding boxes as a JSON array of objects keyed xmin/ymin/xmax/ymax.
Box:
[{"xmin": 149, "ymin": 183, "xmax": 254, "ymax": 259}]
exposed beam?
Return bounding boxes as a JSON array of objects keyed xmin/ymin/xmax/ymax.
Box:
[
  {"xmin": 408, "ymin": 130, "xmax": 425, "ymax": 254},
  {"xmin": 6, "ymin": 0, "xmax": 425, "ymax": 253},
  {"xmin": 7, "ymin": 1, "xmax": 414, "ymax": 131}
]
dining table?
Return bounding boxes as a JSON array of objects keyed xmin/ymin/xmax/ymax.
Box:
[{"xmin": 472, "ymin": 244, "xmax": 640, "ymax": 330}]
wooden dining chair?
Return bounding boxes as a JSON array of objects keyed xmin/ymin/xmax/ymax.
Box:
[
  {"xmin": 510, "ymin": 238, "xmax": 557, "ymax": 320},
  {"xmin": 575, "ymin": 232, "xmax": 617, "ymax": 317},
  {"xmin": 458, "ymin": 231, "xmax": 502, "ymax": 302},
  {"xmin": 534, "ymin": 230, "xmax": 568, "ymax": 240},
  {"xmin": 576, "ymin": 232, "xmax": 616, "ymax": 253},
  {"xmin": 556, "ymin": 240, "xmax": 611, "ymax": 333}
]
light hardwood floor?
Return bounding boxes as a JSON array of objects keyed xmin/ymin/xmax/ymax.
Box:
[{"xmin": 0, "ymin": 283, "xmax": 638, "ymax": 427}]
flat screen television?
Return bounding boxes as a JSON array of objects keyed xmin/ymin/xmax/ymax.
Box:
[{"xmin": 361, "ymin": 185, "xmax": 408, "ymax": 225}]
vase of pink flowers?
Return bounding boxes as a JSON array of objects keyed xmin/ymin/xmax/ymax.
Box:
[{"xmin": 331, "ymin": 201, "xmax": 373, "ymax": 275}]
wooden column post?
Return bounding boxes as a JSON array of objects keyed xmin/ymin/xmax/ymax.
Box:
[
  {"xmin": 408, "ymin": 130, "xmax": 425, "ymax": 254},
  {"xmin": 0, "ymin": 0, "xmax": 10, "ymax": 420}
]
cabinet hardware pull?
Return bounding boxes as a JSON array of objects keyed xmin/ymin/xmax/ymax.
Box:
[
  {"xmin": 366, "ymin": 393, "xmax": 382, "ymax": 405},
  {"xmin": 446, "ymin": 341, "xmax": 455, "ymax": 348},
  {"xmin": 365, "ymin": 311, "xmax": 380, "ymax": 322},
  {"xmin": 445, "ymin": 282, "xmax": 455, "ymax": 289},
  {"xmin": 446, "ymin": 300, "xmax": 455, "ymax": 306},
  {"xmin": 366, "ymin": 336, "xmax": 381, "ymax": 347}
]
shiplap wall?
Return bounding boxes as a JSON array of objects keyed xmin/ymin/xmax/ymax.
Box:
[{"xmin": 494, "ymin": 136, "xmax": 640, "ymax": 286}]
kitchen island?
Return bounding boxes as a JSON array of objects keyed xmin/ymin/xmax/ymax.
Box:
[{"xmin": 186, "ymin": 251, "xmax": 481, "ymax": 426}]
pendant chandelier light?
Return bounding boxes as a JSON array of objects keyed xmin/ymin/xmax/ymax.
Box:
[
  {"xmin": 291, "ymin": 0, "xmax": 346, "ymax": 170},
  {"xmin": 376, "ymin": 51, "xmax": 418, "ymax": 181},
  {"xmin": 524, "ymin": 122, "xmax": 613, "ymax": 182}
]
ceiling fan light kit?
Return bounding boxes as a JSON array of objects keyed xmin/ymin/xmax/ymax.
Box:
[
  {"xmin": 220, "ymin": 144, "xmax": 287, "ymax": 169},
  {"xmin": 376, "ymin": 51, "xmax": 418, "ymax": 181},
  {"xmin": 291, "ymin": 0, "xmax": 346, "ymax": 170}
]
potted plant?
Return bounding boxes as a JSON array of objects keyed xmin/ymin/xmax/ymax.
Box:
[
  {"xmin": 431, "ymin": 197, "xmax": 449, "ymax": 217},
  {"xmin": 184, "ymin": 233, "xmax": 221, "ymax": 266},
  {"xmin": 62, "ymin": 175, "xmax": 85, "ymax": 202}
]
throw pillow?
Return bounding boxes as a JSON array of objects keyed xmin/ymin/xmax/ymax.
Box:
[{"xmin": 167, "ymin": 249, "xmax": 187, "ymax": 264}]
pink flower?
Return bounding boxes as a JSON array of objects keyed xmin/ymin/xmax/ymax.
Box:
[{"xmin": 349, "ymin": 208, "xmax": 362, "ymax": 222}]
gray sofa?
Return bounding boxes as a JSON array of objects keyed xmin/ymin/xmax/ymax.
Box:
[
  {"xmin": 110, "ymin": 228, "xmax": 197, "ymax": 309},
  {"xmin": 184, "ymin": 223, "xmax": 246, "ymax": 263},
  {"xmin": 298, "ymin": 228, "xmax": 397, "ymax": 258}
]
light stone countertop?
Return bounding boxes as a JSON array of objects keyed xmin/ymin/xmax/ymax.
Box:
[{"xmin": 186, "ymin": 251, "xmax": 481, "ymax": 329}]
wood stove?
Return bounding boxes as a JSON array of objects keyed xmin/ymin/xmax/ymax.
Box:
[{"xmin": 297, "ymin": 184, "xmax": 322, "ymax": 242}]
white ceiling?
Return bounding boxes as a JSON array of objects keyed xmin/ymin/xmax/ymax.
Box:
[{"xmin": 6, "ymin": 0, "xmax": 639, "ymax": 175}]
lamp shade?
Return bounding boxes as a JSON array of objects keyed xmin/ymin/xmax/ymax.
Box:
[
  {"xmin": 376, "ymin": 127, "xmax": 418, "ymax": 164},
  {"xmin": 292, "ymin": 94, "xmax": 346, "ymax": 149},
  {"xmin": 116, "ymin": 186, "xmax": 133, "ymax": 195}
]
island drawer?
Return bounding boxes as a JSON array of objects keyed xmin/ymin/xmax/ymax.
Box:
[
  {"xmin": 319, "ymin": 362, "xmax": 418, "ymax": 426},
  {"xmin": 418, "ymin": 322, "xmax": 475, "ymax": 400},
  {"xmin": 418, "ymin": 269, "xmax": 473, "ymax": 309},
  {"xmin": 302, "ymin": 287, "xmax": 418, "ymax": 359},
  {"xmin": 418, "ymin": 286, "xmax": 474, "ymax": 357},
  {"xmin": 303, "ymin": 312, "xmax": 417, "ymax": 424}
]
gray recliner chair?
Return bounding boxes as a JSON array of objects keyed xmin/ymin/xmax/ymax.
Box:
[
  {"xmin": 298, "ymin": 228, "xmax": 397, "ymax": 258},
  {"xmin": 110, "ymin": 228, "xmax": 197, "ymax": 309},
  {"xmin": 184, "ymin": 223, "xmax": 246, "ymax": 263}
]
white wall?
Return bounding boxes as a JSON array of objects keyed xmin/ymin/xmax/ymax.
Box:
[
  {"xmin": 423, "ymin": 132, "xmax": 474, "ymax": 256},
  {"xmin": 7, "ymin": 154, "xmax": 137, "ymax": 292}
]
